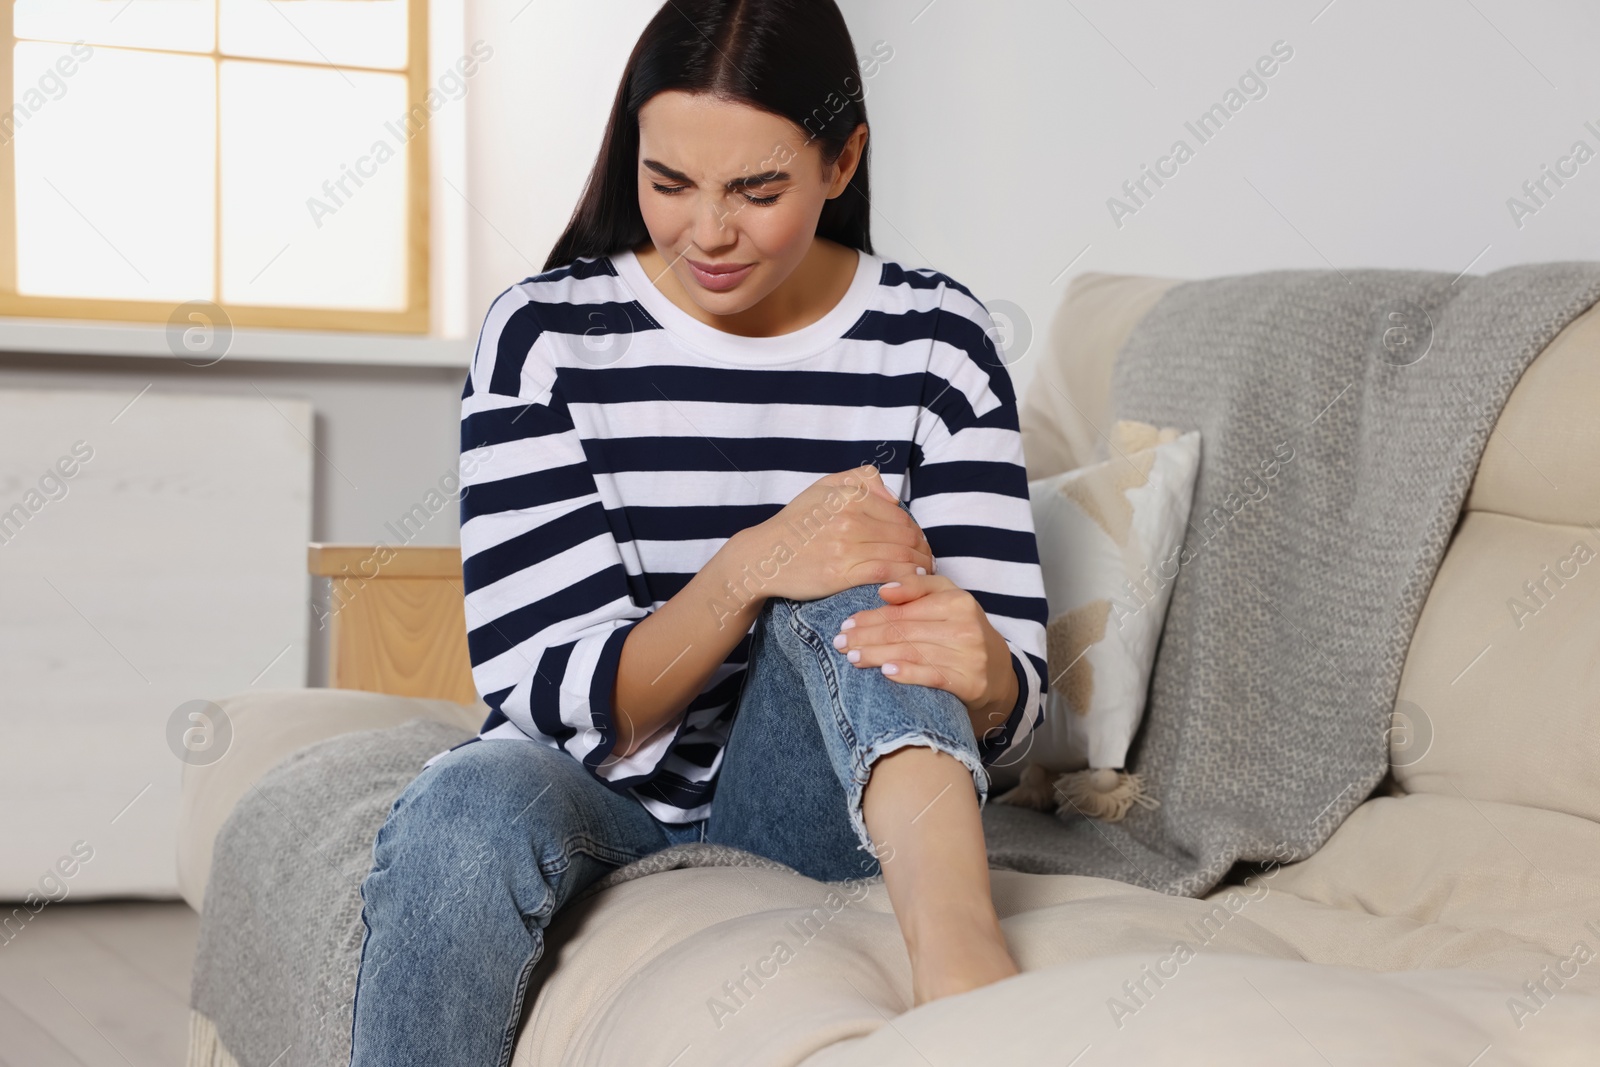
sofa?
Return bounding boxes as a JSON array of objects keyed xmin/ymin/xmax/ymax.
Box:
[{"xmin": 178, "ymin": 271, "xmax": 1600, "ymax": 1064}]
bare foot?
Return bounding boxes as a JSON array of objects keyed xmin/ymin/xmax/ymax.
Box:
[{"xmin": 907, "ymin": 904, "xmax": 1020, "ymax": 1007}]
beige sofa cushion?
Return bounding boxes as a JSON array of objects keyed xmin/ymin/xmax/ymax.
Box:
[
  {"xmin": 517, "ymin": 861, "xmax": 1599, "ymax": 1066},
  {"xmin": 1392, "ymin": 302, "xmax": 1600, "ymax": 819},
  {"xmin": 1213, "ymin": 793, "xmax": 1600, "ymax": 960},
  {"xmin": 1393, "ymin": 508, "xmax": 1600, "ymax": 819},
  {"xmin": 1465, "ymin": 302, "xmax": 1600, "ymax": 524}
]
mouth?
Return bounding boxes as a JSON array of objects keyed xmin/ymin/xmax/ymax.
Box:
[{"xmin": 685, "ymin": 257, "xmax": 756, "ymax": 292}]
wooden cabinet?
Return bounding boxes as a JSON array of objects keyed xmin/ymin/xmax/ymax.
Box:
[{"xmin": 307, "ymin": 543, "xmax": 480, "ymax": 708}]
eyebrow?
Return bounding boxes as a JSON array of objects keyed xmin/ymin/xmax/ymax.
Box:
[{"xmin": 642, "ymin": 158, "xmax": 791, "ymax": 190}]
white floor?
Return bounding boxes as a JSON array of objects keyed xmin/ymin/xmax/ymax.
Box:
[{"xmin": 0, "ymin": 900, "xmax": 198, "ymax": 1067}]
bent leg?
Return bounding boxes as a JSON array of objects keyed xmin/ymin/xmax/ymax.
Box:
[
  {"xmin": 707, "ymin": 594, "xmax": 884, "ymax": 883},
  {"xmin": 710, "ymin": 582, "xmax": 1016, "ymax": 1005},
  {"xmin": 349, "ymin": 738, "xmax": 673, "ymax": 1067},
  {"xmin": 708, "ymin": 583, "xmax": 990, "ymax": 880},
  {"xmin": 772, "ymin": 582, "xmax": 989, "ymax": 860}
]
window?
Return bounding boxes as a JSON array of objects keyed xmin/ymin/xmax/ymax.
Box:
[{"xmin": 0, "ymin": 0, "xmax": 430, "ymax": 333}]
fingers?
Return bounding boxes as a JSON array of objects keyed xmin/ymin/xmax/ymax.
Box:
[
  {"xmin": 835, "ymin": 579, "xmax": 964, "ymax": 646},
  {"xmin": 821, "ymin": 464, "xmax": 934, "ymax": 578},
  {"xmin": 833, "ymin": 463, "xmax": 902, "ymax": 509},
  {"xmin": 851, "ymin": 538, "xmax": 933, "ymax": 577},
  {"xmin": 833, "ymin": 465, "xmax": 923, "ymax": 536},
  {"xmin": 847, "ymin": 494, "xmax": 914, "ymax": 531},
  {"xmin": 831, "ymin": 470, "xmax": 924, "ymax": 536},
  {"xmin": 831, "ymin": 630, "xmax": 966, "ymax": 694},
  {"xmin": 830, "ymin": 576, "xmax": 976, "ymax": 696},
  {"xmin": 831, "ymin": 619, "xmax": 968, "ymax": 660},
  {"xmin": 844, "ymin": 574, "xmax": 954, "ymax": 623},
  {"xmin": 843, "ymin": 556, "xmax": 925, "ymax": 588},
  {"xmin": 847, "ymin": 462, "xmax": 900, "ymax": 502}
]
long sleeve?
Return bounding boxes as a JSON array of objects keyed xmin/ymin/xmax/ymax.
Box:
[
  {"xmin": 458, "ymin": 285, "xmax": 682, "ymax": 792},
  {"xmin": 906, "ymin": 282, "xmax": 1050, "ymax": 767}
]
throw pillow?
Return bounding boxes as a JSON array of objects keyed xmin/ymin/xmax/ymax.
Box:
[{"xmin": 996, "ymin": 419, "xmax": 1201, "ymax": 820}]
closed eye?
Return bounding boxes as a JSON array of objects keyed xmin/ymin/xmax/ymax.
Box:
[{"xmin": 650, "ymin": 182, "xmax": 781, "ymax": 207}]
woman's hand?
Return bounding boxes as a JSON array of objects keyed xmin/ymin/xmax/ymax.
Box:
[
  {"xmin": 740, "ymin": 464, "xmax": 934, "ymax": 602},
  {"xmin": 829, "ymin": 573, "xmax": 1020, "ymax": 745}
]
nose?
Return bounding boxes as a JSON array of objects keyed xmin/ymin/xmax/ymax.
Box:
[{"xmin": 691, "ymin": 190, "xmax": 737, "ymax": 254}]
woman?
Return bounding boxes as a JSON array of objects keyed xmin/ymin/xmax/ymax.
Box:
[{"xmin": 349, "ymin": 1, "xmax": 1049, "ymax": 1062}]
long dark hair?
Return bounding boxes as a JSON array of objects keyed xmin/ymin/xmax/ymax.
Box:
[{"xmin": 544, "ymin": 0, "xmax": 873, "ymax": 272}]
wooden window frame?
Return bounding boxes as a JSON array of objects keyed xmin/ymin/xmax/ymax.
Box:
[{"xmin": 0, "ymin": 0, "xmax": 430, "ymax": 334}]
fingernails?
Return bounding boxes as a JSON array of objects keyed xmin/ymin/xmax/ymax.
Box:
[
  {"xmin": 880, "ymin": 582, "xmax": 901, "ymax": 590},
  {"xmin": 833, "ymin": 632, "xmax": 848, "ymax": 649},
  {"xmin": 840, "ymin": 618, "xmax": 856, "ymax": 630},
  {"xmin": 848, "ymin": 649, "xmax": 861, "ymax": 663},
  {"xmin": 915, "ymin": 566, "xmax": 926, "ymax": 575},
  {"xmin": 881, "ymin": 663, "xmax": 899, "ymax": 676}
]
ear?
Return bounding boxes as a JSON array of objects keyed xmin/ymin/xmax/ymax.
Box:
[{"xmin": 826, "ymin": 122, "xmax": 869, "ymax": 198}]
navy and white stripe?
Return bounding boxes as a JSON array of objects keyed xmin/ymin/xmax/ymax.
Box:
[{"xmin": 426, "ymin": 249, "xmax": 1049, "ymax": 824}]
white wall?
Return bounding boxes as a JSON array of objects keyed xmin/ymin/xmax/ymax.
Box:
[
  {"xmin": 466, "ymin": 0, "xmax": 1600, "ymax": 400},
  {"xmin": 463, "ymin": 1, "xmax": 656, "ymax": 304}
]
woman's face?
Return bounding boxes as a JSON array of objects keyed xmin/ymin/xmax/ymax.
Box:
[{"xmin": 635, "ymin": 90, "xmax": 863, "ymax": 317}]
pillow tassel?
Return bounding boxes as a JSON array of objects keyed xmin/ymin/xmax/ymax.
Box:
[
  {"xmin": 993, "ymin": 763, "xmax": 1161, "ymax": 823},
  {"xmin": 1055, "ymin": 767, "xmax": 1160, "ymax": 822}
]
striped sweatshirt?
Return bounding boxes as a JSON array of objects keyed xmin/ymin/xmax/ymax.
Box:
[{"xmin": 426, "ymin": 245, "xmax": 1050, "ymax": 824}]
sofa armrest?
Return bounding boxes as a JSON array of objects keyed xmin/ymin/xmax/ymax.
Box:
[{"xmin": 176, "ymin": 687, "xmax": 483, "ymax": 913}]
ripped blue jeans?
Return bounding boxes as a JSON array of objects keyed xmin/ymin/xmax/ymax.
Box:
[{"xmin": 348, "ymin": 581, "xmax": 989, "ymax": 1067}]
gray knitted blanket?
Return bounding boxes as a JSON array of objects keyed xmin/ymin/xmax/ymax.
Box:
[{"xmin": 191, "ymin": 264, "xmax": 1600, "ymax": 1066}]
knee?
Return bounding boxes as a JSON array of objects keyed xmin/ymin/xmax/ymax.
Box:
[{"xmin": 781, "ymin": 582, "xmax": 886, "ymax": 634}]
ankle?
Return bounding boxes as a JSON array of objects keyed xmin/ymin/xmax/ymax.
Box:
[{"xmin": 907, "ymin": 913, "xmax": 1020, "ymax": 1007}]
